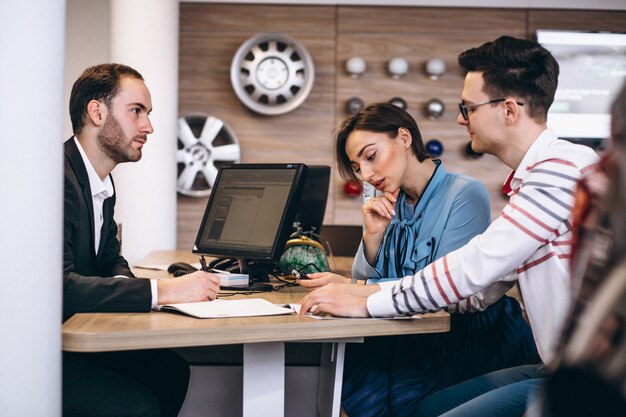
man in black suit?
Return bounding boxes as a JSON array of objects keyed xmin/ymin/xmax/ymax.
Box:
[{"xmin": 63, "ymin": 64, "xmax": 221, "ymax": 417}]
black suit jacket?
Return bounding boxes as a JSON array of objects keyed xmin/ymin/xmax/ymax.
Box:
[{"xmin": 63, "ymin": 138, "xmax": 151, "ymax": 321}]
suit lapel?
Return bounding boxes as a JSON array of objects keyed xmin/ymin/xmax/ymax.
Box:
[{"xmin": 65, "ymin": 138, "xmax": 97, "ymax": 256}]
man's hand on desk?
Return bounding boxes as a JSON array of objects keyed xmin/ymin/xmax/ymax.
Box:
[
  {"xmin": 157, "ymin": 271, "xmax": 220, "ymax": 305},
  {"xmin": 298, "ymin": 283, "xmax": 379, "ymax": 318}
]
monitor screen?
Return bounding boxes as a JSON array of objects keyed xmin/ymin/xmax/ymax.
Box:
[
  {"xmin": 292, "ymin": 165, "xmax": 330, "ymax": 237},
  {"xmin": 193, "ymin": 163, "xmax": 307, "ymax": 267},
  {"xmin": 536, "ymin": 30, "xmax": 626, "ymax": 148}
]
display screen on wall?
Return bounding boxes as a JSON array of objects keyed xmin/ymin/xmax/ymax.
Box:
[{"xmin": 537, "ymin": 30, "xmax": 626, "ymax": 148}]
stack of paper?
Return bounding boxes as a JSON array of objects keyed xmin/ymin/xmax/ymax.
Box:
[{"xmin": 216, "ymin": 272, "xmax": 249, "ymax": 288}]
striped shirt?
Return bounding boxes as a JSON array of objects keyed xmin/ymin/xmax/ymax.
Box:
[{"xmin": 367, "ymin": 129, "xmax": 599, "ymax": 363}]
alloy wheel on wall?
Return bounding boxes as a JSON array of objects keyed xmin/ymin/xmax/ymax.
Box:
[
  {"xmin": 230, "ymin": 32, "xmax": 315, "ymax": 116},
  {"xmin": 177, "ymin": 115, "xmax": 241, "ymax": 197}
]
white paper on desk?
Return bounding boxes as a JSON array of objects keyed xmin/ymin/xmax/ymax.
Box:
[
  {"xmin": 160, "ymin": 298, "xmax": 295, "ymax": 319},
  {"xmin": 290, "ymin": 304, "xmax": 421, "ymax": 320}
]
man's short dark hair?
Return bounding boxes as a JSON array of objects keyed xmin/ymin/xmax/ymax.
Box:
[
  {"xmin": 334, "ymin": 103, "xmax": 429, "ymax": 188},
  {"xmin": 458, "ymin": 36, "xmax": 559, "ymax": 123},
  {"xmin": 69, "ymin": 63, "xmax": 144, "ymax": 134}
]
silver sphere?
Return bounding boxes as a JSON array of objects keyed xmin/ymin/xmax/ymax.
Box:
[
  {"xmin": 425, "ymin": 58, "xmax": 446, "ymax": 79},
  {"xmin": 388, "ymin": 57, "xmax": 409, "ymax": 79},
  {"xmin": 346, "ymin": 57, "xmax": 366, "ymax": 78},
  {"xmin": 425, "ymin": 98, "xmax": 445, "ymax": 119}
]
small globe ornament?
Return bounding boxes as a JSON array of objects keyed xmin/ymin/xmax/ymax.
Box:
[
  {"xmin": 425, "ymin": 58, "xmax": 446, "ymax": 80},
  {"xmin": 388, "ymin": 57, "xmax": 409, "ymax": 79},
  {"xmin": 425, "ymin": 98, "xmax": 445, "ymax": 119},
  {"xmin": 389, "ymin": 97, "xmax": 407, "ymax": 110},
  {"xmin": 426, "ymin": 139, "xmax": 444, "ymax": 157},
  {"xmin": 343, "ymin": 181, "xmax": 362, "ymax": 197},
  {"xmin": 346, "ymin": 57, "xmax": 366, "ymax": 78},
  {"xmin": 346, "ymin": 97, "xmax": 365, "ymax": 115}
]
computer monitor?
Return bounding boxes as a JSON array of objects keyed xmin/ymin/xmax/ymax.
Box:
[
  {"xmin": 537, "ymin": 30, "xmax": 626, "ymax": 149},
  {"xmin": 292, "ymin": 165, "xmax": 331, "ymax": 238},
  {"xmin": 193, "ymin": 163, "xmax": 307, "ymax": 279}
]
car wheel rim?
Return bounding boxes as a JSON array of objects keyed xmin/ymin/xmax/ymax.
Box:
[
  {"xmin": 176, "ymin": 115, "xmax": 240, "ymax": 197},
  {"xmin": 230, "ymin": 32, "xmax": 315, "ymax": 116}
]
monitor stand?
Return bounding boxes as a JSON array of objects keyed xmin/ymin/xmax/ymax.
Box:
[
  {"xmin": 237, "ymin": 258, "xmax": 249, "ymax": 276},
  {"xmin": 236, "ymin": 258, "xmax": 273, "ymax": 291}
]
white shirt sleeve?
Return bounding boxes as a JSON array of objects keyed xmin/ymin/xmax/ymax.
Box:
[
  {"xmin": 366, "ymin": 156, "xmax": 585, "ymax": 317},
  {"xmin": 150, "ymin": 279, "xmax": 159, "ymax": 309}
]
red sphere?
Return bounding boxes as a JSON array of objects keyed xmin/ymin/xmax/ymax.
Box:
[{"xmin": 343, "ymin": 181, "xmax": 362, "ymax": 197}]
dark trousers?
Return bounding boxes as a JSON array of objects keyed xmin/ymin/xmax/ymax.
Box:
[{"xmin": 63, "ymin": 349, "xmax": 190, "ymax": 417}]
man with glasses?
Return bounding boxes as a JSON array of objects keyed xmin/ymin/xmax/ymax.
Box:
[{"xmin": 300, "ymin": 36, "xmax": 600, "ymax": 417}]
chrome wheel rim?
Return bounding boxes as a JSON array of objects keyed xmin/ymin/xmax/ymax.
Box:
[
  {"xmin": 230, "ymin": 32, "xmax": 315, "ymax": 116},
  {"xmin": 176, "ymin": 115, "xmax": 240, "ymax": 197}
]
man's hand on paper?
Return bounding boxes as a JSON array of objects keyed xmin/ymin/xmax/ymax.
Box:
[
  {"xmin": 299, "ymin": 283, "xmax": 378, "ymax": 318},
  {"xmin": 157, "ymin": 271, "xmax": 220, "ymax": 305}
]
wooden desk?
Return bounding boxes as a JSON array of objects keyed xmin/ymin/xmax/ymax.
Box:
[{"xmin": 63, "ymin": 250, "xmax": 449, "ymax": 417}]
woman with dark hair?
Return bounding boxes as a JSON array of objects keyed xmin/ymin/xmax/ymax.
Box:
[{"xmin": 300, "ymin": 103, "xmax": 538, "ymax": 417}]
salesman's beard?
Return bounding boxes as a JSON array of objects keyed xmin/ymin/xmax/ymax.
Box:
[{"xmin": 97, "ymin": 114, "xmax": 142, "ymax": 164}]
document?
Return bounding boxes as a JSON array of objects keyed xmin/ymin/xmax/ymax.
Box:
[
  {"xmin": 160, "ymin": 298, "xmax": 295, "ymax": 319},
  {"xmin": 290, "ymin": 304, "xmax": 421, "ymax": 320}
]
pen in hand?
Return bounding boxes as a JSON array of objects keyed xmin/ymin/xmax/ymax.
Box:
[
  {"xmin": 199, "ymin": 255, "xmax": 209, "ymax": 272},
  {"xmin": 199, "ymin": 255, "xmax": 219, "ymax": 299}
]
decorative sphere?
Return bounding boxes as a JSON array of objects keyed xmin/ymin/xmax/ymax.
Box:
[
  {"xmin": 343, "ymin": 181, "xmax": 362, "ymax": 197},
  {"xmin": 389, "ymin": 97, "xmax": 407, "ymax": 110},
  {"xmin": 345, "ymin": 97, "xmax": 365, "ymax": 115},
  {"xmin": 425, "ymin": 98, "xmax": 445, "ymax": 119},
  {"xmin": 465, "ymin": 141, "xmax": 484, "ymax": 159},
  {"xmin": 425, "ymin": 58, "xmax": 446, "ymax": 79},
  {"xmin": 388, "ymin": 57, "xmax": 409, "ymax": 78},
  {"xmin": 346, "ymin": 57, "xmax": 366, "ymax": 77},
  {"xmin": 426, "ymin": 139, "xmax": 444, "ymax": 157}
]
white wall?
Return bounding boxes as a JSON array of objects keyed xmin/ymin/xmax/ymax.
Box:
[{"xmin": 0, "ymin": 1, "xmax": 65, "ymax": 415}]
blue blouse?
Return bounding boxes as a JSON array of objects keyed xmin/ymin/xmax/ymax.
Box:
[{"xmin": 352, "ymin": 161, "xmax": 491, "ymax": 284}]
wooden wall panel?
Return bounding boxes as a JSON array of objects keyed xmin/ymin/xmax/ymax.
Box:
[
  {"xmin": 333, "ymin": 7, "xmax": 526, "ymax": 223},
  {"xmin": 177, "ymin": 3, "xmax": 337, "ymax": 249},
  {"xmin": 177, "ymin": 3, "xmax": 626, "ymax": 249},
  {"xmin": 336, "ymin": 6, "xmax": 525, "ymax": 35}
]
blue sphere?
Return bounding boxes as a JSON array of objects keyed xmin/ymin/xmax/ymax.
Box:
[{"xmin": 426, "ymin": 139, "xmax": 444, "ymax": 157}]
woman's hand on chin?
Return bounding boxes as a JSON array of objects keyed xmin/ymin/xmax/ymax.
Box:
[{"xmin": 362, "ymin": 189, "xmax": 400, "ymax": 235}]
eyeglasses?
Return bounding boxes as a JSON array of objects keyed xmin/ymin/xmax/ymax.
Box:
[{"xmin": 458, "ymin": 98, "xmax": 524, "ymax": 121}]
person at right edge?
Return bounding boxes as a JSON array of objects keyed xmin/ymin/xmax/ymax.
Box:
[
  {"xmin": 298, "ymin": 36, "xmax": 600, "ymax": 417},
  {"xmin": 534, "ymin": 85, "xmax": 626, "ymax": 416}
]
